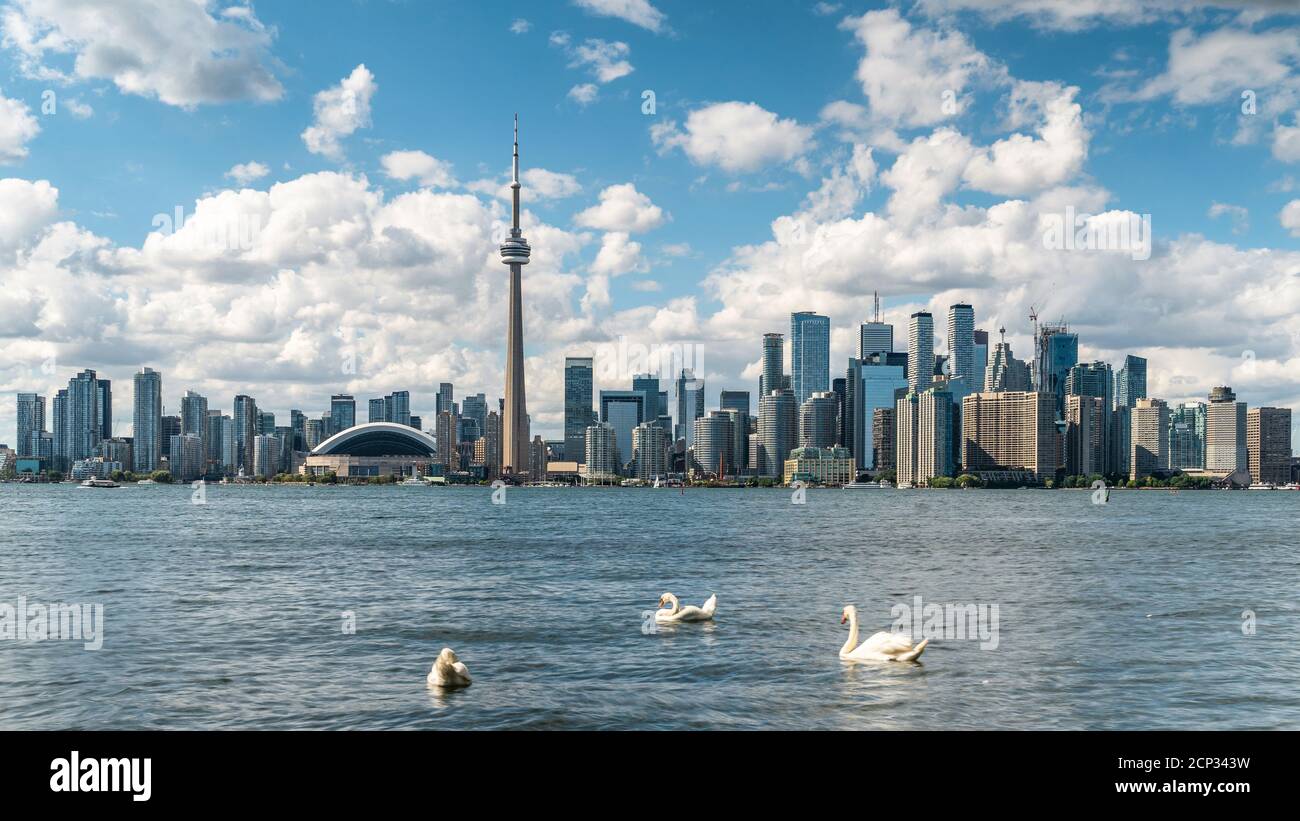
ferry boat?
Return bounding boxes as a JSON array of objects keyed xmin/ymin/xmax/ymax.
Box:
[
  {"xmin": 1247, "ymin": 483, "xmax": 1276, "ymax": 490},
  {"xmin": 843, "ymin": 480, "xmax": 886, "ymax": 489},
  {"xmin": 78, "ymin": 477, "xmax": 121, "ymax": 489}
]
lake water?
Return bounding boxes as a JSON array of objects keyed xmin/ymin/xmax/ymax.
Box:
[{"xmin": 1, "ymin": 483, "xmax": 1297, "ymax": 730}]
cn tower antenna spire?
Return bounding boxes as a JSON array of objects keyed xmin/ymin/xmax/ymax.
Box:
[{"xmin": 500, "ymin": 116, "xmax": 531, "ymax": 476}]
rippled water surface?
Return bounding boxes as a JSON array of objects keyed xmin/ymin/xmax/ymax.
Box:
[{"xmin": 1, "ymin": 483, "xmax": 1297, "ymax": 729}]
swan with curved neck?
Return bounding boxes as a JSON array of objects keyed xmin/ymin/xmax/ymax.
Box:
[
  {"xmin": 655, "ymin": 592, "xmax": 717, "ymax": 623},
  {"xmin": 839, "ymin": 605, "xmax": 928, "ymax": 662},
  {"xmin": 427, "ymin": 647, "xmax": 472, "ymax": 688}
]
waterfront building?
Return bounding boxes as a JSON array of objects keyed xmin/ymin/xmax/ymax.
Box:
[
  {"xmin": 758, "ymin": 389, "xmax": 797, "ymax": 478},
  {"xmin": 961, "ymin": 391, "xmax": 1058, "ymax": 483},
  {"xmin": 973, "ymin": 329, "xmax": 989, "ymax": 391},
  {"xmin": 368, "ymin": 398, "xmax": 386, "ymax": 423},
  {"xmin": 1065, "ymin": 395, "xmax": 1104, "ymax": 477},
  {"xmin": 693, "ymin": 411, "xmax": 733, "ymax": 477},
  {"xmin": 564, "ymin": 356, "xmax": 594, "ymax": 463},
  {"xmin": 791, "ymin": 311, "xmax": 830, "ymax": 403},
  {"xmin": 180, "ymin": 390, "xmax": 208, "ymax": 466},
  {"xmin": 65, "ymin": 369, "xmax": 101, "ymax": 465},
  {"xmin": 304, "ymin": 422, "xmax": 438, "ymax": 479},
  {"xmin": 917, "ymin": 387, "xmax": 953, "ymax": 486},
  {"xmin": 1066, "ymin": 360, "xmax": 1114, "ymax": 474},
  {"xmin": 52, "ymin": 389, "xmax": 67, "ymax": 471},
  {"xmin": 584, "ymin": 422, "xmax": 619, "ymax": 481},
  {"xmin": 483, "ymin": 411, "xmax": 501, "ymax": 479},
  {"xmin": 97, "ymin": 379, "xmax": 112, "ymax": 440},
  {"xmin": 458, "ymin": 393, "xmax": 484, "ymax": 436},
  {"xmin": 528, "ymin": 435, "xmax": 548, "ymax": 482},
  {"xmin": 1205, "ymin": 386, "xmax": 1247, "ymax": 474},
  {"xmin": 171, "ymin": 433, "xmax": 206, "ymax": 482},
  {"xmin": 872, "ymin": 407, "xmax": 895, "ymax": 473},
  {"xmin": 304, "ymin": 418, "xmax": 323, "ymax": 451},
  {"xmin": 133, "ymin": 366, "xmax": 163, "ymax": 470},
  {"xmin": 290, "ymin": 410, "xmax": 306, "ymax": 452},
  {"xmin": 632, "ymin": 421, "xmax": 668, "ymax": 481},
  {"xmin": 232, "ymin": 394, "xmax": 257, "ymax": 474},
  {"xmin": 907, "ymin": 312, "xmax": 934, "ymax": 394},
  {"xmin": 601, "ymin": 390, "xmax": 647, "ymax": 474},
  {"xmin": 1130, "ymin": 398, "xmax": 1169, "ymax": 481},
  {"xmin": 799, "ymin": 391, "xmax": 839, "ymax": 449},
  {"xmin": 1168, "ymin": 402, "xmax": 1206, "ymax": 471},
  {"xmin": 783, "ymin": 445, "xmax": 854, "ymax": 486},
  {"xmin": 436, "ymin": 410, "xmax": 458, "ymax": 471},
  {"xmin": 1115, "ymin": 355, "xmax": 1148, "ymax": 409},
  {"xmin": 16, "ymin": 393, "xmax": 44, "ymax": 458},
  {"xmin": 674, "ymin": 369, "xmax": 705, "ymax": 447},
  {"xmin": 845, "ymin": 356, "xmax": 907, "ymax": 470},
  {"xmin": 947, "ymin": 303, "xmax": 975, "ymax": 390},
  {"xmin": 500, "ymin": 117, "xmax": 532, "ymax": 476},
  {"xmin": 1110, "ymin": 405, "xmax": 1131, "ymax": 478},
  {"xmin": 722, "ymin": 408, "xmax": 748, "ymax": 474},
  {"xmin": 100, "ymin": 437, "xmax": 132, "ymax": 468},
  {"xmin": 1247, "ymin": 407, "xmax": 1292, "ymax": 485}
]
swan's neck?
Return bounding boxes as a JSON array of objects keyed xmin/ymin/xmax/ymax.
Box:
[
  {"xmin": 841, "ymin": 611, "xmax": 859, "ymax": 656},
  {"xmin": 665, "ymin": 594, "xmax": 680, "ymax": 614}
]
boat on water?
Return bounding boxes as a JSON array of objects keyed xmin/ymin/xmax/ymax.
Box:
[
  {"xmin": 78, "ymin": 478, "xmax": 121, "ymax": 489},
  {"xmin": 843, "ymin": 480, "xmax": 888, "ymax": 489},
  {"xmin": 1247, "ymin": 483, "xmax": 1277, "ymax": 490},
  {"xmin": 136, "ymin": 478, "xmax": 157, "ymax": 485}
]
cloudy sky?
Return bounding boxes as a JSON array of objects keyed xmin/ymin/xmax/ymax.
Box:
[{"xmin": 2, "ymin": 0, "xmax": 1299, "ymax": 445}]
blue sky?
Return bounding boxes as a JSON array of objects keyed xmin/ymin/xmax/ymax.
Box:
[{"xmin": 2, "ymin": 0, "xmax": 1299, "ymax": 443}]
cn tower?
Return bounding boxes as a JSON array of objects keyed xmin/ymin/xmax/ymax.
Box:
[{"xmin": 499, "ymin": 115, "xmax": 531, "ymax": 475}]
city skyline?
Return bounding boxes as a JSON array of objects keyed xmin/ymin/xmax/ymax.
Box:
[{"xmin": 3, "ymin": 2, "xmax": 1300, "ymax": 448}]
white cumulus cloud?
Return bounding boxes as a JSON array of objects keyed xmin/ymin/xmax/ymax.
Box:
[
  {"xmin": 651, "ymin": 101, "xmax": 814, "ymax": 173},
  {"xmin": 301, "ymin": 65, "xmax": 377, "ymax": 161}
]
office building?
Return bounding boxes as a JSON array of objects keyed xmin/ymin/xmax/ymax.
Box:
[
  {"xmin": 601, "ymin": 390, "xmax": 646, "ymax": 474},
  {"xmin": 872, "ymin": 407, "xmax": 895, "ymax": 473},
  {"xmin": 1115, "ymin": 355, "xmax": 1147, "ymax": 409},
  {"xmin": 858, "ymin": 321, "xmax": 893, "ymax": 360},
  {"xmin": 330, "ymin": 394, "xmax": 356, "ymax": 434},
  {"xmin": 674, "ymin": 369, "xmax": 705, "ymax": 446},
  {"xmin": 985, "ymin": 334, "xmax": 1032, "ymax": 393},
  {"xmin": 1130, "ymin": 398, "xmax": 1169, "ymax": 481},
  {"xmin": 783, "ymin": 445, "xmax": 854, "ymax": 486},
  {"xmin": 564, "ymin": 356, "xmax": 594, "ymax": 463},
  {"xmin": 1168, "ymin": 402, "xmax": 1206, "ymax": 471},
  {"xmin": 720, "ymin": 390, "xmax": 751, "ymax": 416},
  {"xmin": 1205, "ymin": 386, "xmax": 1247, "ymax": 474},
  {"xmin": 233, "ymin": 394, "xmax": 257, "ymax": 473},
  {"xmin": 1035, "ymin": 324, "xmax": 1077, "ymax": 417},
  {"xmin": 1247, "ymin": 407, "xmax": 1291, "ymax": 485},
  {"xmin": 791, "ymin": 311, "xmax": 830, "ymax": 403}
]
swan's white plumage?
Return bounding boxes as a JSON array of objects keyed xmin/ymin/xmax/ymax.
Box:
[
  {"xmin": 655, "ymin": 592, "xmax": 717, "ymax": 623},
  {"xmin": 839, "ymin": 605, "xmax": 928, "ymax": 662},
  {"xmin": 428, "ymin": 647, "xmax": 472, "ymax": 688}
]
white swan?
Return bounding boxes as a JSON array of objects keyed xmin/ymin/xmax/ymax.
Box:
[
  {"xmin": 655, "ymin": 592, "xmax": 717, "ymax": 623},
  {"xmin": 839, "ymin": 605, "xmax": 928, "ymax": 662},
  {"xmin": 427, "ymin": 647, "xmax": 472, "ymax": 688}
]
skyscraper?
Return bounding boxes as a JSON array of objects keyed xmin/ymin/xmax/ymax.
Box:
[
  {"xmin": 1066, "ymin": 360, "xmax": 1114, "ymax": 474},
  {"xmin": 760, "ymin": 333, "xmax": 783, "ymax": 397},
  {"xmin": 500, "ymin": 116, "xmax": 532, "ymax": 475},
  {"xmin": 1247, "ymin": 407, "xmax": 1291, "ymax": 485},
  {"xmin": 719, "ymin": 390, "xmax": 751, "ymax": 416},
  {"xmin": 674, "ymin": 369, "xmax": 704, "ymax": 446},
  {"xmin": 233, "ymin": 394, "xmax": 258, "ymax": 473},
  {"xmin": 600, "ymin": 390, "xmax": 646, "ymax": 475},
  {"xmin": 96, "ymin": 379, "xmax": 112, "ymax": 440},
  {"xmin": 907, "ymin": 312, "xmax": 934, "ymax": 394},
  {"xmin": 181, "ymin": 390, "xmax": 208, "ymax": 471},
  {"xmin": 1130, "ymin": 398, "xmax": 1169, "ymax": 482},
  {"xmin": 693, "ymin": 411, "xmax": 733, "ymax": 477},
  {"xmin": 972, "ymin": 329, "xmax": 989, "ymax": 390},
  {"xmin": 758, "ymin": 389, "xmax": 797, "ymax": 477},
  {"xmin": 1035, "ymin": 323, "xmax": 1078, "ymax": 418},
  {"xmin": 1168, "ymin": 402, "xmax": 1206, "ymax": 470},
  {"xmin": 16, "ymin": 393, "xmax": 44, "ymax": 458},
  {"xmin": 846, "ymin": 357, "xmax": 906, "ymax": 470},
  {"xmin": 1115, "ymin": 355, "xmax": 1148, "ymax": 409},
  {"xmin": 65, "ymin": 369, "xmax": 101, "ymax": 465},
  {"xmin": 961, "ymin": 391, "xmax": 1058, "ymax": 483},
  {"xmin": 985, "ymin": 331, "xmax": 1031, "ymax": 392},
  {"xmin": 799, "ymin": 391, "xmax": 839, "ymax": 449},
  {"xmin": 584, "ymin": 422, "xmax": 619, "ymax": 480},
  {"xmin": 900, "ymin": 387, "xmax": 952, "ymax": 486},
  {"xmin": 564, "ymin": 356, "xmax": 594, "ymax": 463},
  {"xmin": 436, "ymin": 383, "xmax": 455, "ymax": 417},
  {"xmin": 947, "ymin": 303, "xmax": 975, "ymax": 390},
  {"xmin": 790, "ymin": 311, "xmax": 830, "ymax": 403},
  {"xmin": 133, "ymin": 366, "xmax": 163, "ymax": 470},
  {"xmin": 1205, "ymin": 386, "xmax": 1247, "ymax": 474},
  {"xmin": 330, "ymin": 394, "xmax": 356, "ymax": 433},
  {"xmin": 632, "ymin": 421, "xmax": 667, "ymax": 480},
  {"xmin": 1065, "ymin": 394, "xmax": 1104, "ymax": 477},
  {"xmin": 859, "ymin": 291, "xmax": 893, "ymax": 359}
]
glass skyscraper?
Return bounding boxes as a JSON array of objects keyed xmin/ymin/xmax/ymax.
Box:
[
  {"xmin": 790, "ymin": 311, "xmax": 830, "ymax": 404},
  {"xmin": 907, "ymin": 312, "xmax": 934, "ymax": 394},
  {"xmin": 1115, "ymin": 354, "xmax": 1147, "ymax": 409},
  {"xmin": 1035, "ymin": 324, "xmax": 1078, "ymax": 418},
  {"xmin": 760, "ymin": 333, "xmax": 783, "ymax": 397},
  {"xmin": 132, "ymin": 368, "xmax": 162, "ymax": 474},
  {"xmin": 564, "ymin": 356, "xmax": 594, "ymax": 463},
  {"xmin": 16, "ymin": 393, "xmax": 44, "ymax": 458},
  {"xmin": 675, "ymin": 369, "xmax": 705, "ymax": 446},
  {"xmin": 600, "ymin": 390, "xmax": 646, "ymax": 474},
  {"xmin": 858, "ymin": 322, "xmax": 893, "ymax": 359}
]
